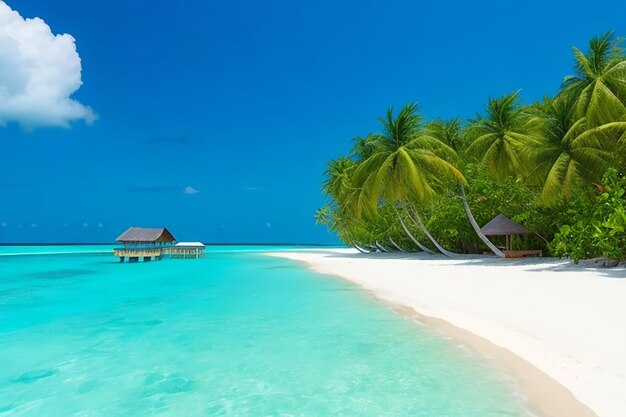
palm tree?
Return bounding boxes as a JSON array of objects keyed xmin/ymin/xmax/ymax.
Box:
[
  {"xmin": 561, "ymin": 32, "xmax": 626, "ymax": 127},
  {"xmin": 322, "ymin": 157, "xmax": 356, "ymax": 206},
  {"xmin": 425, "ymin": 119, "xmax": 505, "ymax": 257},
  {"xmin": 523, "ymin": 96, "xmax": 626, "ymax": 203},
  {"xmin": 466, "ymin": 91, "xmax": 538, "ymax": 181},
  {"xmin": 315, "ymin": 205, "xmax": 379, "ymax": 252},
  {"xmin": 352, "ymin": 103, "xmax": 466, "ymax": 255},
  {"xmin": 464, "ymin": 91, "xmax": 545, "ymax": 255},
  {"xmin": 425, "ymin": 118, "xmax": 465, "ymax": 152},
  {"xmin": 319, "ymin": 158, "xmax": 374, "ymax": 250},
  {"xmin": 314, "ymin": 206, "xmax": 333, "ymax": 227},
  {"xmin": 350, "ymin": 134, "xmax": 380, "ymax": 162}
]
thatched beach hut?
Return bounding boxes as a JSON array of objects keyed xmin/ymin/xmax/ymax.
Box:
[{"xmin": 481, "ymin": 214, "xmax": 541, "ymax": 258}]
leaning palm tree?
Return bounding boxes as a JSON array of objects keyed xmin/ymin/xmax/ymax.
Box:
[
  {"xmin": 464, "ymin": 91, "xmax": 543, "ymax": 255},
  {"xmin": 465, "ymin": 91, "xmax": 538, "ymax": 181},
  {"xmin": 322, "ymin": 157, "xmax": 356, "ymax": 205},
  {"xmin": 523, "ymin": 96, "xmax": 626, "ymax": 203},
  {"xmin": 560, "ymin": 32, "xmax": 626, "ymax": 126},
  {"xmin": 315, "ymin": 205, "xmax": 378, "ymax": 252},
  {"xmin": 319, "ymin": 158, "xmax": 373, "ymax": 250},
  {"xmin": 425, "ymin": 119, "xmax": 505, "ymax": 257},
  {"xmin": 352, "ymin": 103, "xmax": 466, "ymax": 256}
]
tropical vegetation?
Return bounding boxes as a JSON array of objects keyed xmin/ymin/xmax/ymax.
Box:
[{"xmin": 316, "ymin": 32, "xmax": 626, "ymax": 263}]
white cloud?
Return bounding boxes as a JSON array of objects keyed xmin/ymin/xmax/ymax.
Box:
[
  {"xmin": 0, "ymin": 2, "xmax": 95, "ymax": 128},
  {"xmin": 183, "ymin": 186, "xmax": 199, "ymax": 195}
]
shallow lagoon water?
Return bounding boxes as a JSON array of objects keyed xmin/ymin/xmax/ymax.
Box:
[{"xmin": 0, "ymin": 246, "xmax": 534, "ymax": 416}]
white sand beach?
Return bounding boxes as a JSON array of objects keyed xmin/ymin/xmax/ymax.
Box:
[{"xmin": 269, "ymin": 249, "xmax": 626, "ymax": 417}]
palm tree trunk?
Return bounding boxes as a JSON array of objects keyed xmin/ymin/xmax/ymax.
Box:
[
  {"xmin": 375, "ymin": 241, "xmax": 390, "ymax": 252},
  {"xmin": 459, "ymin": 184, "xmax": 505, "ymax": 258},
  {"xmin": 393, "ymin": 205, "xmax": 435, "ymax": 254},
  {"xmin": 365, "ymin": 244, "xmax": 379, "ymax": 252},
  {"xmin": 388, "ymin": 237, "xmax": 405, "ymax": 252},
  {"xmin": 354, "ymin": 244, "xmax": 371, "ymax": 253},
  {"xmin": 405, "ymin": 203, "xmax": 457, "ymax": 257}
]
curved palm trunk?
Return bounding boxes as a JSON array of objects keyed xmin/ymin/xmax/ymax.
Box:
[
  {"xmin": 399, "ymin": 216, "xmax": 435, "ymax": 254},
  {"xmin": 354, "ymin": 244, "xmax": 371, "ymax": 253},
  {"xmin": 365, "ymin": 244, "xmax": 379, "ymax": 252},
  {"xmin": 375, "ymin": 241, "xmax": 390, "ymax": 253},
  {"xmin": 388, "ymin": 237, "xmax": 405, "ymax": 252},
  {"xmin": 459, "ymin": 184, "xmax": 505, "ymax": 258},
  {"xmin": 393, "ymin": 206, "xmax": 435, "ymax": 254},
  {"xmin": 405, "ymin": 203, "xmax": 457, "ymax": 258}
]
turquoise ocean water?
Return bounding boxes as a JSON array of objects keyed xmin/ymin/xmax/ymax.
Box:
[{"xmin": 0, "ymin": 246, "xmax": 534, "ymax": 416}]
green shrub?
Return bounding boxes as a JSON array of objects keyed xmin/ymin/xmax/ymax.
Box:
[{"xmin": 550, "ymin": 169, "xmax": 626, "ymax": 262}]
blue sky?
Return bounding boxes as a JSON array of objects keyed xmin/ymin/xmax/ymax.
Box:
[{"xmin": 0, "ymin": 0, "xmax": 624, "ymax": 243}]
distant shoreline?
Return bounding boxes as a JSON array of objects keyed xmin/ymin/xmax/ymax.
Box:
[{"xmin": 269, "ymin": 248, "xmax": 626, "ymax": 417}]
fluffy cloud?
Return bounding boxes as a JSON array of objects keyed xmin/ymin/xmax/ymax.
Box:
[
  {"xmin": 0, "ymin": 2, "xmax": 95, "ymax": 128},
  {"xmin": 183, "ymin": 186, "xmax": 199, "ymax": 195}
]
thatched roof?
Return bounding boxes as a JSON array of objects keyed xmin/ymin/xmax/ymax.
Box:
[
  {"xmin": 116, "ymin": 227, "xmax": 176, "ymax": 243},
  {"xmin": 481, "ymin": 214, "xmax": 530, "ymax": 236}
]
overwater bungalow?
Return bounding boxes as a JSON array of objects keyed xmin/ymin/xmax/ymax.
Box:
[{"xmin": 114, "ymin": 227, "xmax": 176, "ymax": 262}]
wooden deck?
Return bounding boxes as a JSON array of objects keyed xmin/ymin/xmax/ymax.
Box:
[
  {"xmin": 164, "ymin": 247, "xmax": 204, "ymax": 259},
  {"xmin": 114, "ymin": 248, "xmax": 164, "ymax": 262},
  {"xmin": 114, "ymin": 246, "xmax": 206, "ymax": 262},
  {"xmin": 114, "ymin": 248, "xmax": 163, "ymax": 257}
]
